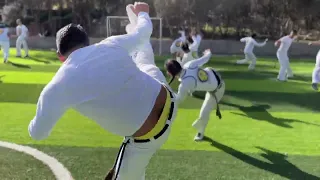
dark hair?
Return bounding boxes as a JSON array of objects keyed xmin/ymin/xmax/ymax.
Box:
[
  {"xmin": 292, "ymin": 29, "xmax": 298, "ymax": 34},
  {"xmin": 56, "ymin": 23, "xmax": 89, "ymax": 56},
  {"xmin": 187, "ymin": 35, "xmax": 194, "ymax": 44},
  {"xmin": 181, "ymin": 42, "xmax": 190, "ymax": 53},
  {"xmin": 251, "ymin": 33, "xmax": 257, "ymax": 38},
  {"xmin": 165, "ymin": 59, "xmax": 183, "ymax": 85}
]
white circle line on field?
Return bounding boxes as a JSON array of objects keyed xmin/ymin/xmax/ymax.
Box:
[{"xmin": 0, "ymin": 141, "xmax": 74, "ymax": 180}]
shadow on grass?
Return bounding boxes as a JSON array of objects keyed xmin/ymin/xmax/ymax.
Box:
[
  {"xmin": 204, "ymin": 137, "xmax": 320, "ymax": 180},
  {"xmin": 0, "ymin": 75, "xmax": 5, "ymax": 83},
  {"xmin": 28, "ymin": 57, "xmax": 51, "ymax": 64},
  {"xmin": 7, "ymin": 61, "xmax": 31, "ymax": 69},
  {"xmin": 221, "ymin": 102, "xmax": 320, "ymax": 128},
  {"xmin": 190, "ymin": 90, "xmax": 320, "ymax": 112}
]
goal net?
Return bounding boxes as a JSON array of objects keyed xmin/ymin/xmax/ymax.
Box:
[{"xmin": 106, "ymin": 16, "xmax": 163, "ymax": 55}]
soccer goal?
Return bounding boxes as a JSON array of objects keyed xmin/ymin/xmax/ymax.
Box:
[{"xmin": 106, "ymin": 16, "xmax": 163, "ymax": 55}]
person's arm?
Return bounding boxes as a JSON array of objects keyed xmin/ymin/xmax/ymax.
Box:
[
  {"xmin": 103, "ymin": 12, "xmax": 152, "ymax": 55},
  {"xmin": 175, "ymin": 78, "xmax": 196, "ymax": 104},
  {"xmin": 240, "ymin": 37, "xmax": 247, "ymax": 43},
  {"xmin": 189, "ymin": 36, "xmax": 200, "ymax": 52},
  {"xmin": 309, "ymin": 41, "xmax": 320, "ymax": 45},
  {"xmin": 16, "ymin": 27, "xmax": 19, "ymax": 36},
  {"xmin": 253, "ymin": 39, "xmax": 267, "ymax": 47},
  {"xmin": 275, "ymin": 37, "xmax": 284, "ymax": 47},
  {"xmin": 28, "ymin": 82, "xmax": 70, "ymax": 140},
  {"xmin": 187, "ymin": 49, "xmax": 212, "ymax": 68}
]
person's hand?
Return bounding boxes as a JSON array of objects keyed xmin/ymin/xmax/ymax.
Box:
[
  {"xmin": 130, "ymin": 2, "xmax": 149, "ymax": 16},
  {"xmin": 203, "ymin": 49, "xmax": 212, "ymax": 56}
]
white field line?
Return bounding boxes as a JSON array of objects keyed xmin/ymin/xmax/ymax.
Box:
[{"xmin": 0, "ymin": 141, "xmax": 74, "ymax": 180}]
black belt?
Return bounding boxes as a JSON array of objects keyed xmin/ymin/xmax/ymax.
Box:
[
  {"xmin": 210, "ymin": 68, "xmax": 223, "ymax": 120},
  {"xmin": 134, "ymin": 88, "xmax": 175, "ymax": 143},
  {"xmin": 211, "ymin": 68, "xmax": 221, "ymax": 86}
]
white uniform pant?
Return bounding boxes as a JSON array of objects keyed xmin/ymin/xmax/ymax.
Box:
[
  {"xmin": 312, "ymin": 52, "xmax": 320, "ymax": 84},
  {"xmin": 16, "ymin": 36, "xmax": 29, "ymax": 56},
  {"xmin": 236, "ymin": 52, "xmax": 256, "ymax": 70},
  {"xmin": 193, "ymin": 82, "xmax": 225, "ymax": 134},
  {"xmin": 277, "ymin": 52, "xmax": 293, "ymax": 81},
  {"xmin": 0, "ymin": 41, "xmax": 9, "ymax": 60},
  {"xmin": 107, "ymin": 33, "xmax": 177, "ymax": 180}
]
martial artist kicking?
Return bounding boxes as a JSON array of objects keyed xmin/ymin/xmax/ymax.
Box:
[
  {"xmin": 165, "ymin": 49, "xmax": 225, "ymax": 141},
  {"xmin": 177, "ymin": 42, "xmax": 196, "ymax": 66},
  {"xmin": 236, "ymin": 34, "xmax": 268, "ymax": 70},
  {"xmin": 274, "ymin": 30, "xmax": 297, "ymax": 81},
  {"xmin": 28, "ymin": 2, "xmax": 178, "ymax": 180},
  {"xmin": 170, "ymin": 29, "xmax": 187, "ymax": 61},
  {"xmin": 308, "ymin": 41, "xmax": 320, "ymax": 91},
  {"xmin": 15, "ymin": 19, "xmax": 29, "ymax": 57},
  {"xmin": 188, "ymin": 27, "xmax": 203, "ymax": 58},
  {"xmin": 0, "ymin": 23, "xmax": 10, "ymax": 63}
]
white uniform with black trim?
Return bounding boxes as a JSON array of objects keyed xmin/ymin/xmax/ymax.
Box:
[
  {"xmin": 170, "ymin": 31, "xmax": 186, "ymax": 54},
  {"xmin": 176, "ymin": 52, "xmax": 225, "ymax": 138}
]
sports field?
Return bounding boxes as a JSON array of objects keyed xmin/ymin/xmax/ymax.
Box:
[{"xmin": 0, "ymin": 48, "xmax": 319, "ymax": 180}]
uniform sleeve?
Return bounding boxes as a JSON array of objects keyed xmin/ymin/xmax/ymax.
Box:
[
  {"xmin": 28, "ymin": 82, "xmax": 70, "ymax": 140},
  {"xmin": 103, "ymin": 12, "xmax": 152, "ymax": 55},
  {"xmin": 189, "ymin": 35, "xmax": 199, "ymax": 52},
  {"xmin": 188, "ymin": 52, "xmax": 212, "ymax": 68},
  {"xmin": 253, "ymin": 39, "xmax": 266, "ymax": 47},
  {"xmin": 240, "ymin": 37, "xmax": 247, "ymax": 42},
  {"xmin": 175, "ymin": 78, "xmax": 196, "ymax": 104}
]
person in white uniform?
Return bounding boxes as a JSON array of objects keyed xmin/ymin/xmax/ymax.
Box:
[
  {"xmin": 165, "ymin": 49, "xmax": 225, "ymax": 141},
  {"xmin": 0, "ymin": 23, "xmax": 10, "ymax": 63},
  {"xmin": 274, "ymin": 30, "xmax": 297, "ymax": 81},
  {"xmin": 170, "ymin": 29, "xmax": 187, "ymax": 61},
  {"xmin": 15, "ymin": 19, "xmax": 29, "ymax": 57},
  {"xmin": 28, "ymin": 2, "xmax": 178, "ymax": 180},
  {"xmin": 236, "ymin": 34, "xmax": 268, "ymax": 70},
  {"xmin": 308, "ymin": 41, "xmax": 320, "ymax": 91},
  {"xmin": 176, "ymin": 42, "xmax": 196, "ymax": 66},
  {"xmin": 188, "ymin": 27, "xmax": 203, "ymax": 58}
]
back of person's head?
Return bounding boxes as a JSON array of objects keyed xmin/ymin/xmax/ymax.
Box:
[
  {"xmin": 16, "ymin": 19, "xmax": 21, "ymax": 25},
  {"xmin": 251, "ymin": 33, "xmax": 257, "ymax": 38},
  {"xmin": 291, "ymin": 29, "xmax": 298, "ymax": 35},
  {"xmin": 56, "ymin": 23, "xmax": 89, "ymax": 57},
  {"xmin": 165, "ymin": 59, "xmax": 183, "ymax": 85},
  {"xmin": 181, "ymin": 42, "xmax": 190, "ymax": 53}
]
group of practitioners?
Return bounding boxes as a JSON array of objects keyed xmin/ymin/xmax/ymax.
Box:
[
  {"xmin": 6, "ymin": 1, "xmax": 318, "ymax": 179},
  {"xmin": 0, "ymin": 18, "xmax": 29, "ymax": 63},
  {"xmin": 168, "ymin": 27, "xmax": 320, "ymax": 143}
]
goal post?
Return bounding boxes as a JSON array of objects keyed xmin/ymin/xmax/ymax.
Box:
[{"xmin": 106, "ymin": 16, "xmax": 163, "ymax": 55}]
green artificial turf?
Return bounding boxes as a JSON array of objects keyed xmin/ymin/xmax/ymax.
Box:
[{"xmin": 0, "ymin": 48, "xmax": 319, "ymax": 179}]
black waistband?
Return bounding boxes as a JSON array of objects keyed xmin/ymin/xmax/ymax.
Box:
[
  {"xmin": 134, "ymin": 87, "xmax": 175, "ymax": 143},
  {"xmin": 211, "ymin": 69, "xmax": 221, "ymax": 86}
]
